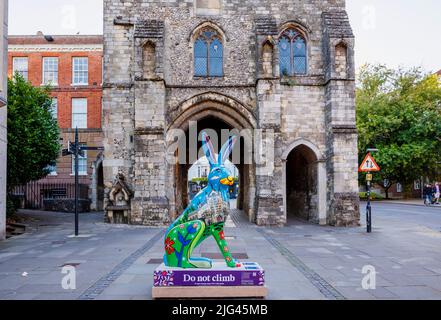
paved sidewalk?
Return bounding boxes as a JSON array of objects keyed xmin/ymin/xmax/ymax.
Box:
[
  {"xmin": 377, "ymin": 199, "xmax": 441, "ymax": 207},
  {"xmin": 1, "ymin": 204, "xmax": 441, "ymax": 300}
]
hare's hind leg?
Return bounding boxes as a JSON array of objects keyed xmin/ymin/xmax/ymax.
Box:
[
  {"xmin": 187, "ymin": 221, "xmax": 213, "ymax": 269},
  {"xmin": 164, "ymin": 220, "xmax": 211, "ymax": 269}
]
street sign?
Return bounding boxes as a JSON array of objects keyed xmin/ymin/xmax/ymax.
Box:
[
  {"xmin": 359, "ymin": 153, "xmax": 380, "ymax": 172},
  {"xmin": 366, "ymin": 174, "xmax": 373, "ymax": 182},
  {"xmin": 62, "ymin": 149, "xmax": 72, "ymax": 157},
  {"xmin": 61, "ymin": 130, "xmax": 105, "ymax": 237},
  {"xmin": 80, "ymin": 146, "xmax": 105, "ymax": 151}
]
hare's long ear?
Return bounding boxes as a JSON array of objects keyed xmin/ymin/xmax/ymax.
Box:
[
  {"xmin": 201, "ymin": 131, "xmax": 217, "ymax": 166},
  {"xmin": 218, "ymin": 135, "xmax": 238, "ymax": 165}
]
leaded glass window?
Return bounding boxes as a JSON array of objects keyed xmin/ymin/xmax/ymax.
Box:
[
  {"xmin": 278, "ymin": 29, "xmax": 307, "ymax": 76},
  {"xmin": 194, "ymin": 28, "xmax": 223, "ymax": 77}
]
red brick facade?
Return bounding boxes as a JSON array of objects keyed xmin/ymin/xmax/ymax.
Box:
[{"xmin": 8, "ymin": 35, "xmax": 103, "ymax": 191}]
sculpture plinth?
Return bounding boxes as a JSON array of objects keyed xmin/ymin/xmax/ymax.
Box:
[
  {"xmin": 152, "ymin": 262, "xmax": 267, "ymax": 299},
  {"xmin": 154, "ymin": 262, "xmax": 265, "ymax": 287}
]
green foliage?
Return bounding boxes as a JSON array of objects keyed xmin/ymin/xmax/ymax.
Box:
[
  {"xmin": 7, "ymin": 74, "xmax": 60, "ymax": 192},
  {"xmin": 356, "ymin": 65, "xmax": 441, "ymax": 196},
  {"xmin": 359, "ymin": 192, "xmax": 385, "ymax": 201}
]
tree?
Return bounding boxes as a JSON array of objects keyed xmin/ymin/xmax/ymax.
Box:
[
  {"xmin": 356, "ymin": 65, "xmax": 441, "ymax": 198},
  {"xmin": 7, "ymin": 75, "xmax": 60, "ymax": 213}
]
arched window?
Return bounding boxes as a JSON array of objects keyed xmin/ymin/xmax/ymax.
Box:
[
  {"xmin": 279, "ymin": 28, "xmax": 307, "ymax": 76},
  {"xmin": 194, "ymin": 28, "xmax": 223, "ymax": 77}
]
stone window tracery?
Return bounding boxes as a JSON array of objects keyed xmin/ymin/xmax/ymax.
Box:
[
  {"xmin": 194, "ymin": 28, "xmax": 223, "ymax": 77},
  {"xmin": 278, "ymin": 28, "xmax": 307, "ymax": 76}
]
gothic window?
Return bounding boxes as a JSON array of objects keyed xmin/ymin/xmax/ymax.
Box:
[
  {"xmin": 278, "ymin": 28, "xmax": 307, "ymax": 76},
  {"xmin": 194, "ymin": 28, "xmax": 223, "ymax": 77}
]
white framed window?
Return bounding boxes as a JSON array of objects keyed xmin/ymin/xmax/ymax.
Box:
[
  {"xmin": 12, "ymin": 57, "xmax": 29, "ymax": 80},
  {"xmin": 72, "ymin": 145, "xmax": 88, "ymax": 175},
  {"xmin": 72, "ymin": 98, "xmax": 88, "ymax": 128},
  {"xmin": 43, "ymin": 57, "xmax": 58, "ymax": 85},
  {"xmin": 51, "ymin": 98, "xmax": 58, "ymax": 121},
  {"xmin": 397, "ymin": 183, "xmax": 403, "ymax": 193},
  {"xmin": 72, "ymin": 57, "xmax": 89, "ymax": 85}
]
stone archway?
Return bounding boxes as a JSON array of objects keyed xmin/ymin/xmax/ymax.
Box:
[
  {"xmin": 91, "ymin": 153, "xmax": 105, "ymax": 211},
  {"xmin": 282, "ymin": 139, "xmax": 326, "ymax": 225},
  {"xmin": 166, "ymin": 94, "xmax": 257, "ymax": 223}
]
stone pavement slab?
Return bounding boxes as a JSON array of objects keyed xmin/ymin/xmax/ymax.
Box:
[{"xmin": 1, "ymin": 204, "xmax": 441, "ymax": 300}]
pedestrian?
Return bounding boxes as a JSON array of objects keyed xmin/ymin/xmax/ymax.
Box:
[
  {"xmin": 423, "ymin": 184, "xmax": 433, "ymax": 206},
  {"xmin": 435, "ymin": 182, "xmax": 440, "ymax": 205}
]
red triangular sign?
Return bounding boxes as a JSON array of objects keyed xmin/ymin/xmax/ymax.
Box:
[{"xmin": 359, "ymin": 153, "xmax": 380, "ymax": 172}]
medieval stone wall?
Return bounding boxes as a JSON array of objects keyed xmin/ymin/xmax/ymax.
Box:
[{"xmin": 103, "ymin": 0, "xmax": 360, "ymax": 227}]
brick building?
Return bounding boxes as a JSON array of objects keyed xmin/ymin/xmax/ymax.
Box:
[
  {"xmin": 103, "ymin": 0, "xmax": 360, "ymax": 227},
  {"xmin": 8, "ymin": 34, "xmax": 104, "ymax": 211}
]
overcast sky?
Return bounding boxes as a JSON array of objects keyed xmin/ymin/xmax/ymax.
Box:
[{"xmin": 8, "ymin": 0, "xmax": 441, "ymax": 73}]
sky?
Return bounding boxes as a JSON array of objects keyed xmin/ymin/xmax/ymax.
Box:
[{"xmin": 8, "ymin": 0, "xmax": 441, "ymax": 73}]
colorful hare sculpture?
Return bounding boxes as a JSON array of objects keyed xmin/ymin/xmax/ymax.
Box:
[{"xmin": 164, "ymin": 132, "xmax": 241, "ymax": 269}]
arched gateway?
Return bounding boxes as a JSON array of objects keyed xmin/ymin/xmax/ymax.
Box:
[
  {"xmin": 165, "ymin": 93, "xmax": 257, "ymax": 222},
  {"xmin": 102, "ymin": 0, "xmax": 360, "ymax": 227}
]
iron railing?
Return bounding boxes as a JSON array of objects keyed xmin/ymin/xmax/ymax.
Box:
[{"xmin": 11, "ymin": 182, "xmax": 89, "ymax": 210}]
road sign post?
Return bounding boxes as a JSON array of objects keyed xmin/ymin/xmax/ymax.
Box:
[
  {"xmin": 61, "ymin": 128, "xmax": 104, "ymax": 237},
  {"xmin": 365, "ymin": 173, "xmax": 373, "ymax": 233},
  {"xmin": 359, "ymin": 152, "xmax": 380, "ymax": 233}
]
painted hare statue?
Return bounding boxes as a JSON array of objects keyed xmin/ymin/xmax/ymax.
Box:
[{"xmin": 164, "ymin": 132, "xmax": 241, "ymax": 269}]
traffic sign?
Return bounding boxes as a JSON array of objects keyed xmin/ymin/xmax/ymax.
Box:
[
  {"xmin": 80, "ymin": 146, "xmax": 105, "ymax": 151},
  {"xmin": 359, "ymin": 152, "xmax": 380, "ymax": 172},
  {"xmin": 62, "ymin": 149, "xmax": 72, "ymax": 157}
]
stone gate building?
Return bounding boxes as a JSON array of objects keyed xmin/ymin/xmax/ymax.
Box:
[{"xmin": 103, "ymin": 0, "xmax": 360, "ymax": 227}]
